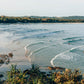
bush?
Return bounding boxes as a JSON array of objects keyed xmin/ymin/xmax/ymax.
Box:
[{"xmin": 3, "ymin": 65, "xmax": 84, "ymax": 84}]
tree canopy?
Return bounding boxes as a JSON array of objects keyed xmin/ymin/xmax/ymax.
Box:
[{"xmin": 0, "ymin": 16, "xmax": 84, "ymax": 23}]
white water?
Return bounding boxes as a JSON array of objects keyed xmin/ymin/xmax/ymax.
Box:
[{"xmin": 51, "ymin": 45, "xmax": 84, "ymax": 67}]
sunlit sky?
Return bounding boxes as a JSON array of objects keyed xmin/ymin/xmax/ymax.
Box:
[{"xmin": 0, "ymin": 0, "xmax": 84, "ymax": 16}]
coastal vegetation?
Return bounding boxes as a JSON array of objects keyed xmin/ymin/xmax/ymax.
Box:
[
  {"xmin": 1, "ymin": 16, "xmax": 84, "ymax": 23},
  {"xmin": 0, "ymin": 64, "xmax": 84, "ymax": 84}
]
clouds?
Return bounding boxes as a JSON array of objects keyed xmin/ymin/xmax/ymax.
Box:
[{"xmin": 0, "ymin": 0, "xmax": 84, "ymax": 16}]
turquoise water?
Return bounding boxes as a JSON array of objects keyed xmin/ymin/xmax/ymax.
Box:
[{"xmin": 0, "ymin": 23, "xmax": 84, "ymax": 72}]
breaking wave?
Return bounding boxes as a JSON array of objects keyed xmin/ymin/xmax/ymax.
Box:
[{"xmin": 50, "ymin": 45, "xmax": 84, "ymax": 67}]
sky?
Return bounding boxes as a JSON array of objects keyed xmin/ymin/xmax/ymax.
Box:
[{"xmin": 0, "ymin": 0, "xmax": 84, "ymax": 17}]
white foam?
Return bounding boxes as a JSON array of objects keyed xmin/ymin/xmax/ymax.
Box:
[
  {"xmin": 24, "ymin": 41, "xmax": 45, "ymax": 55},
  {"xmin": 50, "ymin": 45, "xmax": 84, "ymax": 67}
]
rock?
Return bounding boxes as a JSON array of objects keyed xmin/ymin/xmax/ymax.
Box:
[
  {"xmin": 54, "ymin": 67, "xmax": 65, "ymax": 70},
  {"xmin": 48, "ymin": 67, "xmax": 54, "ymax": 70},
  {"xmin": 0, "ymin": 60, "xmax": 4, "ymax": 64},
  {"xmin": 8, "ymin": 53, "xmax": 13, "ymax": 58},
  {"xmin": 48, "ymin": 66, "xmax": 65, "ymax": 70},
  {"xmin": 0, "ymin": 53, "xmax": 13, "ymax": 65},
  {"xmin": 0, "ymin": 74, "xmax": 3, "ymax": 78}
]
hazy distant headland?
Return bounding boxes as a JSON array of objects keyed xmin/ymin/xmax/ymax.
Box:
[{"xmin": 1, "ymin": 16, "xmax": 84, "ymax": 23}]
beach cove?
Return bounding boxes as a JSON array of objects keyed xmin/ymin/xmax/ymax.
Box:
[{"xmin": 0, "ymin": 23, "xmax": 84, "ymax": 73}]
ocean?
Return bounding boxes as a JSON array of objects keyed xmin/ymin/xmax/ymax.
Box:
[{"xmin": 0, "ymin": 23, "xmax": 84, "ymax": 72}]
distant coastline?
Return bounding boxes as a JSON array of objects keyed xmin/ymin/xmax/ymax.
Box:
[{"xmin": 1, "ymin": 16, "xmax": 84, "ymax": 23}]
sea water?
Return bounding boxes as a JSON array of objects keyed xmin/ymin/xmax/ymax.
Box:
[{"xmin": 0, "ymin": 23, "xmax": 84, "ymax": 72}]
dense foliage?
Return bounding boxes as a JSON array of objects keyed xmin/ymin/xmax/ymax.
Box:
[
  {"xmin": 0, "ymin": 16, "xmax": 84, "ymax": 23},
  {"xmin": 0, "ymin": 65, "xmax": 84, "ymax": 84}
]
